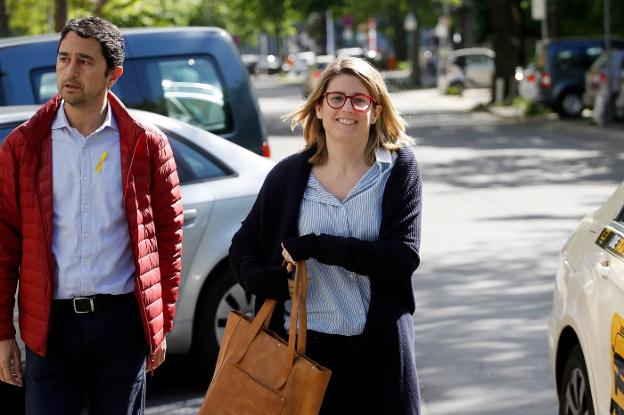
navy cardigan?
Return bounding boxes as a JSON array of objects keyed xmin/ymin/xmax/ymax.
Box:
[{"xmin": 229, "ymin": 145, "xmax": 423, "ymax": 414}]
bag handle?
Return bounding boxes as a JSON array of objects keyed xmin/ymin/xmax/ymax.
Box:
[
  {"xmin": 232, "ymin": 261, "xmax": 308, "ymax": 362},
  {"xmin": 229, "ymin": 298, "xmax": 277, "ymax": 364},
  {"xmin": 230, "ymin": 261, "xmax": 310, "ymax": 389},
  {"xmin": 287, "ymin": 260, "xmax": 308, "ymax": 355}
]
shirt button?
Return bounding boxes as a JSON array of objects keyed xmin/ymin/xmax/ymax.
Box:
[
  {"xmin": 83, "ymin": 204, "xmax": 88, "ymax": 210},
  {"xmin": 82, "ymin": 259, "xmax": 89, "ymax": 265},
  {"xmin": 83, "ymin": 233, "xmax": 89, "ymax": 239}
]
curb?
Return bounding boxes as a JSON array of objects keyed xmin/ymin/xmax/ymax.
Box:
[{"xmin": 486, "ymin": 104, "xmax": 624, "ymax": 140}]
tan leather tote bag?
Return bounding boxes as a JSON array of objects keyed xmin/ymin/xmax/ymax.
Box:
[{"xmin": 199, "ymin": 261, "xmax": 331, "ymax": 414}]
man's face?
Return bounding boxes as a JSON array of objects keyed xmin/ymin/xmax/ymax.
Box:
[{"xmin": 56, "ymin": 31, "xmax": 119, "ymax": 108}]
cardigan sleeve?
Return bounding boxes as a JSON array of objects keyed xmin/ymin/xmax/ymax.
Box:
[
  {"xmin": 229, "ymin": 179, "xmax": 291, "ymax": 302},
  {"xmin": 283, "ymin": 150, "xmax": 422, "ymax": 283}
]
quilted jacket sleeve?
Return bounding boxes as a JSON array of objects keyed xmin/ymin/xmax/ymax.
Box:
[
  {"xmin": 0, "ymin": 134, "xmax": 23, "ymax": 340},
  {"xmin": 149, "ymin": 131, "xmax": 183, "ymax": 334}
]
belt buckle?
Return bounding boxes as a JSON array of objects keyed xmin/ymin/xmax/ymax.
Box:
[{"xmin": 72, "ymin": 297, "xmax": 95, "ymax": 313}]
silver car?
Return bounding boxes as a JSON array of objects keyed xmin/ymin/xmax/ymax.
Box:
[
  {"xmin": 437, "ymin": 47, "xmax": 495, "ymax": 94},
  {"xmin": 0, "ymin": 106, "xmax": 273, "ymax": 370}
]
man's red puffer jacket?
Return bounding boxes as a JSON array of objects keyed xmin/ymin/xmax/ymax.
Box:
[{"xmin": 0, "ymin": 92, "xmax": 183, "ymax": 361}]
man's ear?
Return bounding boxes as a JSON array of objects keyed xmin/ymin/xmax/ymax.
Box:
[{"xmin": 107, "ymin": 66, "xmax": 123, "ymax": 89}]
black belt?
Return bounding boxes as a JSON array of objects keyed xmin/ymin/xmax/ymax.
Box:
[{"xmin": 53, "ymin": 293, "xmax": 135, "ymax": 314}]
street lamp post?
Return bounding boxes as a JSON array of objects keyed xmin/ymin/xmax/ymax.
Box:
[
  {"xmin": 604, "ymin": 0, "xmax": 613, "ymax": 124},
  {"xmin": 404, "ymin": 11, "xmax": 419, "ymax": 87}
]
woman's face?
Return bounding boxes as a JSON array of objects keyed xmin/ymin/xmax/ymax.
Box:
[{"xmin": 316, "ymin": 74, "xmax": 382, "ymax": 148}]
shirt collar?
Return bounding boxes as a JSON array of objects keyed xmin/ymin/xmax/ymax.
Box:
[
  {"xmin": 374, "ymin": 147, "xmax": 393, "ymax": 167},
  {"xmin": 51, "ymin": 100, "xmax": 118, "ymax": 134}
]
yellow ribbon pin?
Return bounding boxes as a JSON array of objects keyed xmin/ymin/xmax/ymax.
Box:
[{"xmin": 95, "ymin": 151, "xmax": 109, "ymax": 173}]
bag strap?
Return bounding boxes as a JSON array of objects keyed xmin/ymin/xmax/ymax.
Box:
[
  {"xmin": 230, "ymin": 298, "xmax": 277, "ymax": 363},
  {"xmin": 288, "ymin": 261, "xmax": 308, "ymax": 355},
  {"xmin": 274, "ymin": 260, "xmax": 308, "ymax": 388}
]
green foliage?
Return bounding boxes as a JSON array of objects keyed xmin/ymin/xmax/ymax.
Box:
[
  {"xmin": 6, "ymin": 0, "xmax": 51, "ymax": 35},
  {"xmin": 102, "ymin": 0, "xmax": 201, "ymax": 27}
]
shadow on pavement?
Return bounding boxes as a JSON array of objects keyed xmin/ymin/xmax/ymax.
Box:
[{"xmin": 408, "ymin": 114, "xmax": 623, "ymax": 414}]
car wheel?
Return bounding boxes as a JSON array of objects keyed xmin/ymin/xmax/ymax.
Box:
[
  {"xmin": 559, "ymin": 345, "xmax": 595, "ymax": 415},
  {"xmin": 558, "ymin": 91, "xmax": 583, "ymax": 118},
  {"xmin": 194, "ymin": 268, "xmax": 255, "ymax": 372},
  {"xmin": 449, "ymin": 81, "xmax": 464, "ymax": 95}
]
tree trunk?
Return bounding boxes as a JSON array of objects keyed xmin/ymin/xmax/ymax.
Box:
[
  {"xmin": 409, "ymin": 0, "xmax": 421, "ymax": 87},
  {"xmin": 551, "ymin": 0, "xmax": 564, "ymax": 37},
  {"xmin": 54, "ymin": 0, "xmax": 67, "ymax": 32},
  {"xmin": 93, "ymin": 0, "xmax": 109, "ymax": 17},
  {"xmin": 0, "ymin": 0, "xmax": 9, "ymax": 37},
  {"xmin": 490, "ymin": 0, "xmax": 520, "ymax": 102}
]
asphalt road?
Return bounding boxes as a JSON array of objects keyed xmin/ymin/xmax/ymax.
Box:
[{"xmin": 3, "ymin": 80, "xmax": 624, "ymax": 414}]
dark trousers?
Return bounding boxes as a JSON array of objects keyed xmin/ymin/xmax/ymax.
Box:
[
  {"xmin": 24, "ymin": 293, "xmax": 148, "ymax": 415},
  {"xmin": 304, "ymin": 330, "xmax": 368, "ymax": 415}
]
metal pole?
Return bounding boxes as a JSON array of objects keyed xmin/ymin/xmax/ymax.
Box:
[
  {"xmin": 541, "ymin": 0, "xmax": 549, "ymax": 39},
  {"xmin": 604, "ymin": 0, "xmax": 613, "ymax": 123},
  {"xmin": 326, "ymin": 10, "xmax": 335, "ymax": 56}
]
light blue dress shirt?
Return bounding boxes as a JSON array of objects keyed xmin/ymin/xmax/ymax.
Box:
[
  {"xmin": 285, "ymin": 148, "xmax": 396, "ymax": 336},
  {"xmin": 51, "ymin": 102, "xmax": 135, "ymax": 299}
]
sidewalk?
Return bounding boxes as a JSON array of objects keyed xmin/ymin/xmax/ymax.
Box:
[{"xmin": 145, "ymin": 397, "xmax": 434, "ymax": 414}]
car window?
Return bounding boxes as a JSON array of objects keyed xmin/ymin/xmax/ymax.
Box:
[
  {"xmin": 554, "ymin": 49, "xmax": 580, "ymax": 72},
  {"xmin": 617, "ymin": 206, "xmax": 624, "ymax": 224},
  {"xmin": 133, "ymin": 56, "xmax": 232, "ymax": 135},
  {"xmin": 581, "ymin": 46, "xmax": 603, "ymax": 68},
  {"xmin": 164, "ymin": 129, "xmax": 232, "ymax": 185},
  {"xmin": 31, "ymin": 69, "xmax": 58, "ymax": 103},
  {"xmin": 0, "ymin": 123, "xmax": 231, "ymax": 185},
  {"xmin": 0, "ymin": 122, "xmax": 22, "ymax": 144},
  {"xmin": 466, "ymin": 55, "xmax": 492, "ymax": 66}
]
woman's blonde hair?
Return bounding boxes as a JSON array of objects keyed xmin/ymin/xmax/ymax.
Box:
[{"xmin": 284, "ymin": 57, "xmax": 413, "ymax": 165}]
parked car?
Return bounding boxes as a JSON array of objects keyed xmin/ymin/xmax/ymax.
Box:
[
  {"xmin": 583, "ymin": 49, "xmax": 624, "ymax": 110},
  {"xmin": 518, "ymin": 63, "xmax": 541, "ymax": 103},
  {"xmin": 548, "ymin": 180, "xmax": 624, "ymax": 414},
  {"xmin": 1, "ymin": 106, "xmax": 273, "ymax": 371},
  {"xmin": 302, "ymin": 54, "xmax": 334, "ymax": 97},
  {"xmin": 336, "ymin": 47, "xmax": 381, "ymax": 67},
  {"xmin": 531, "ymin": 37, "xmax": 624, "ymax": 117},
  {"xmin": 0, "ymin": 27, "xmax": 270, "ymax": 156},
  {"xmin": 255, "ymin": 54, "xmax": 281, "ymax": 75},
  {"xmin": 617, "ymin": 70, "xmax": 624, "ymax": 119},
  {"xmin": 437, "ymin": 47, "xmax": 495, "ymax": 94},
  {"xmin": 283, "ymin": 51, "xmax": 316, "ymax": 75}
]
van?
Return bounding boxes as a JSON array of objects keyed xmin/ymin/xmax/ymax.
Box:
[
  {"xmin": 533, "ymin": 37, "xmax": 624, "ymax": 117},
  {"xmin": 0, "ymin": 27, "xmax": 269, "ymax": 156},
  {"xmin": 437, "ymin": 47, "xmax": 495, "ymax": 94}
]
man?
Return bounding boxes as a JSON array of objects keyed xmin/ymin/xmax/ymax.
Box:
[{"xmin": 0, "ymin": 16, "xmax": 183, "ymax": 414}]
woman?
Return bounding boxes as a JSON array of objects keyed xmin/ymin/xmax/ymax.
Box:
[{"xmin": 229, "ymin": 57, "xmax": 422, "ymax": 414}]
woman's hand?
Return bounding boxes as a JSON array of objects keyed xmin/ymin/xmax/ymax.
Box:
[{"xmin": 281, "ymin": 243, "xmax": 296, "ymax": 273}]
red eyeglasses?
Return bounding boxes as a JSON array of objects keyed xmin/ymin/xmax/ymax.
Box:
[{"xmin": 323, "ymin": 92, "xmax": 376, "ymax": 112}]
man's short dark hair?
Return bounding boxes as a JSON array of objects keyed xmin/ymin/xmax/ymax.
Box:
[{"xmin": 59, "ymin": 16, "xmax": 124, "ymax": 74}]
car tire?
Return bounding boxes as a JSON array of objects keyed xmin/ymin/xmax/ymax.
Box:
[
  {"xmin": 449, "ymin": 81, "xmax": 465, "ymax": 95},
  {"xmin": 557, "ymin": 91, "xmax": 583, "ymax": 118},
  {"xmin": 193, "ymin": 268, "xmax": 255, "ymax": 373},
  {"xmin": 559, "ymin": 344, "xmax": 595, "ymax": 415}
]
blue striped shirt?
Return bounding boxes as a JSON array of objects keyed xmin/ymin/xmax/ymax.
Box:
[
  {"xmin": 51, "ymin": 102, "xmax": 136, "ymax": 299},
  {"xmin": 285, "ymin": 148, "xmax": 396, "ymax": 335}
]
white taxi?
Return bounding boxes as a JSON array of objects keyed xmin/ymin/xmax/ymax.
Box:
[{"xmin": 549, "ymin": 180, "xmax": 624, "ymax": 415}]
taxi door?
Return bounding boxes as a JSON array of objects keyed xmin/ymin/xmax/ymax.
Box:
[{"xmin": 590, "ymin": 203, "xmax": 624, "ymax": 414}]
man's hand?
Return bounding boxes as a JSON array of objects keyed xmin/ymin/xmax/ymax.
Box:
[
  {"xmin": 146, "ymin": 338, "xmax": 166, "ymax": 372},
  {"xmin": 0, "ymin": 339, "xmax": 22, "ymax": 387}
]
